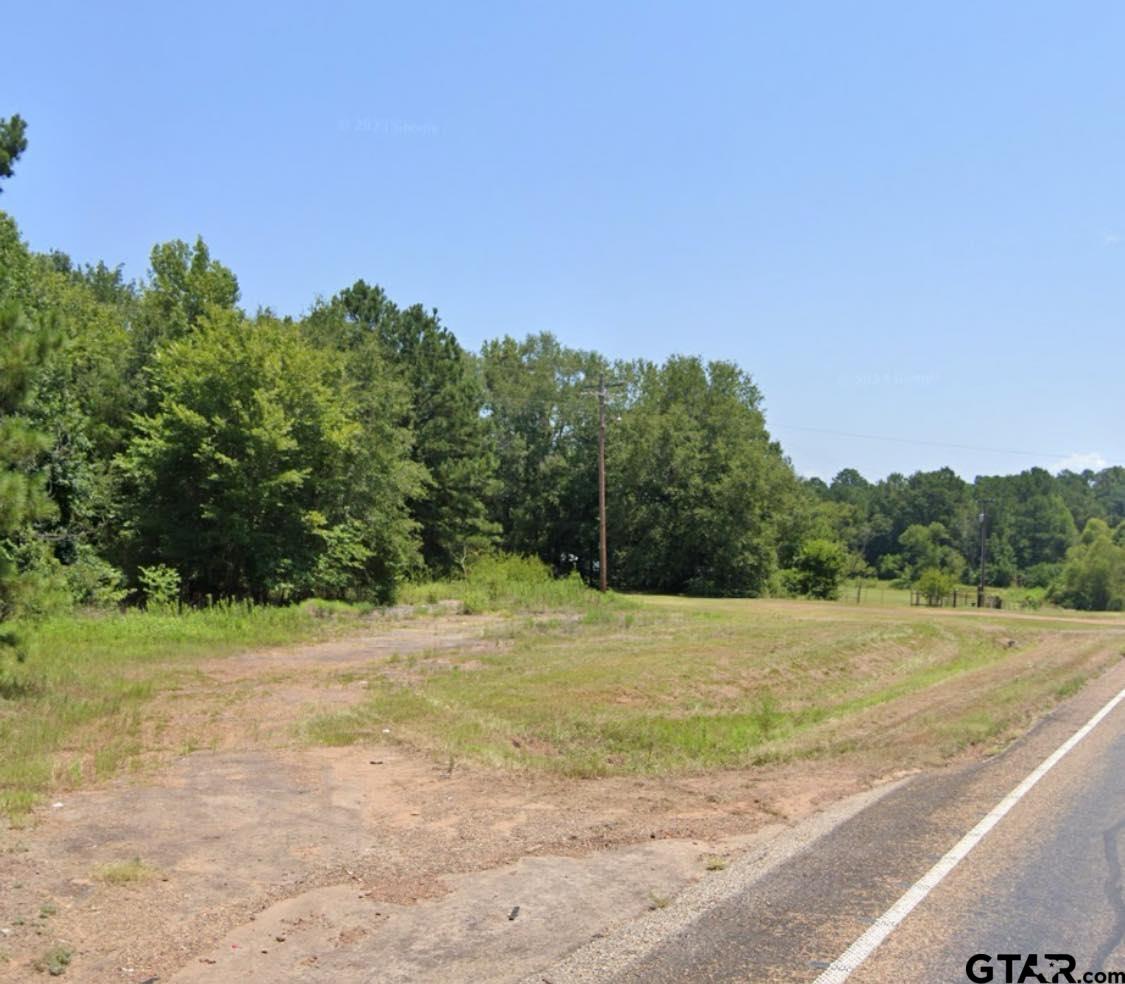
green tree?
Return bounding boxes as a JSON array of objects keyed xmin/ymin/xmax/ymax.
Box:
[
  {"xmin": 607, "ymin": 356, "xmax": 796, "ymax": 596},
  {"xmin": 1006, "ymin": 468, "xmax": 1077, "ymax": 569},
  {"xmin": 329, "ymin": 282, "xmax": 498, "ymax": 574},
  {"xmin": 1092, "ymin": 467, "xmax": 1125, "ymax": 526},
  {"xmin": 792, "ymin": 538, "xmax": 847, "ymax": 599},
  {"xmin": 480, "ymin": 332, "xmax": 608, "ymax": 574},
  {"xmin": 827, "ymin": 468, "xmax": 872, "ymax": 511},
  {"xmin": 897, "ymin": 522, "xmax": 965, "ymax": 582},
  {"xmin": 1051, "ymin": 519, "xmax": 1125, "ymax": 611},
  {"xmin": 130, "ymin": 237, "xmax": 240, "ymax": 374},
  {"xmin": 915, "ymin": 567, "xmax": 955, "ymax": 606},
  {"xmin": 0, "ymin": 303, "xmax": 59, "ymax": 650},
  {"xmin": 22, "ymin": 250, "xmax": 135, "ymax": 562},
  {"xmin": 0, "ymin": 114, "xmax": 27, "ymax": 191},
  {"xmin": 118, "ymin": 311, "xmax": 420, "ymax": 602},
  {"xmin": 1055, "ymin": 469, "xmax": 1106, "ymax": 532}
]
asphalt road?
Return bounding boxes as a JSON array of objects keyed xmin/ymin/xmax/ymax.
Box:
[{"xmin": 608, "ymin": 660, "xmax": 1125, "ymax": 984}]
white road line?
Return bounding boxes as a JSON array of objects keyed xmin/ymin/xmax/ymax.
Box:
[{"xmin": 812, "ymin": 686, "xmax": 1125, "ymax": 984}]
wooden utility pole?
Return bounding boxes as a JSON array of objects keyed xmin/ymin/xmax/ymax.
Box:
[
  {"xmin": 583, "ymin": 374, "xmax": 624, "ymax": 592},
  {"xmin": 977, "ymin": 504, "xmax": 988, "ymax": 609},
  {"xmin": 597, "ymin": 376, "xmax": 608, "ymax": 592}
]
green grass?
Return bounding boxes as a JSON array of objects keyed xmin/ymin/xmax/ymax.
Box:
[
  {"xmin": 7, "ymin": 574, "xmax": 1122, "ymax": 824},
  {"xmin": 304, "ymin": 595, "xmax": 1125, "ymax": 777},
  {"xmin": 92, "ymin": 857, "xmax": 160, "ymax": 885},
  {"xmin": 841, "ymin": 579, "xmax": 1125, "ymax": 618},
  {"xmin": 398, "ymin": 553, "xmax": 635, "ymax": 615},
  {"xmin": 0, "ymin": 601, "xmax": 343, "ymax": 820}
]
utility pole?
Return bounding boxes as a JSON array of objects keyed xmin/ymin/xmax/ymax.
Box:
[
  {"xmin": 583, "ymin": 374, "xmax": 625, "ymax": 592},
  {"xmin": 598, "ymin": 377, "xmax": 608, "ymax": 592},
  {"xmin": 977, "ymin": 504, "xmax": 988, "ymax": 609}
]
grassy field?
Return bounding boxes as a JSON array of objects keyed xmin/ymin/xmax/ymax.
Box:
[
  {"xmin": 0, "ymin": 602, "xmax": 345, "ymax": 818},
  {"xmin": 4, "ymin": 583, "xmax": 1123, "ymax": 822},
  {"xmin": 0, "ymin": 561, "xmax": 630, "ymax": 821},
  {"xmin": 305, "ymin": 595, "xmax": 1125, "ymax": 777},
  {"xmin": 839, "ymin": 580, "xmax": 1075, "ymax": 613}
]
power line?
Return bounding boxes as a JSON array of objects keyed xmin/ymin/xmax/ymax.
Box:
[
  {"xmin": 482, "ymin": 384, "xmax": 1119, "ymax": 466},
  {"xmin": 771, "ymin": 425, "xmax": 1087, "ymax": 461}
]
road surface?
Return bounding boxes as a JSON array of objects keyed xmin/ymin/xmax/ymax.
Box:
[{"xmin": 606, "ymin": 660, "xmax": 1125, "ymax": 983}]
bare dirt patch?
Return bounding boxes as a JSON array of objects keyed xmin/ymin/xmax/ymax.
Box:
[{"xmin": 0, "ymin": 615, "xmax": 873, "ymax": 983}]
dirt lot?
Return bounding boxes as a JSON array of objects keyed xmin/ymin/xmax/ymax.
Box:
[
  {"xmin": 0, "ymin": 614, "xmax": 876, "ymax": 983},
  {"xmin": 1, "ymin": 605, "xmax": 1121, "ymax": 982}
]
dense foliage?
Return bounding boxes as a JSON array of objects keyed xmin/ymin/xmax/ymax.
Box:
[
  {"xmin": 117, "ymin": 311, "xmax": 419, "ymax": 602},
  {"xmin": 1, "ymin": 114, "xmax": 1123, "ymax": 634},
  {"xmin": 803, "ymin": 465, "xmax": 1125, "ymax": 609}
]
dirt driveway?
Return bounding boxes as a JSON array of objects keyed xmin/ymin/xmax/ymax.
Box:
[{"xmin": 0, "ymin": 615, "xmax": 892, "ymax": 982}]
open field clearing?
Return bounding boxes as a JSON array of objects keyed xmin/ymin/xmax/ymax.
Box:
[
  {"xmin": 307, "ymin": 596, "xmax": 1125, "ymax": 777},
  {"xmin": 1, "ymin": 597, "xmax": 1123, "ymax": 981},
  {"xmin": 0, "ymin": 602, "xmax": 357, "ymax": 819}
]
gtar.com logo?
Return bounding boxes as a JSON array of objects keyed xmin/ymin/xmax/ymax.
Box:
[{"xmin": 965, "ymin": 953, "xmax": 1124, "ymax": 984}]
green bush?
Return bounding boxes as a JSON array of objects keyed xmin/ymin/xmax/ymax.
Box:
[
  {"xmin": 915, "ymin": 567, "xmax": 955, "ymax": 606},
  {"xmin": 399, "ymin": 552, "xmax": 629, "ymax": 613},
  {"xmin": 63, "ymin": 546, "xmax": 127, "ymax": 608},
  {"xmin": 138, "ymin": 564, "xmax": 181, "ymax": 611},
  {"xmin": 767, "ymin": 568, "xmax": 800, "ymax": 599},
  {"xmin": 1022, "ymin": 562, "xmax": 1062, "ymax": 590},
  {"xmin": 1015, "ymin": 587, "xmax": 1047, "ymax": 610},
  {"xmin": 792, "ymin": 539, "xmax": 846, "ymax": 599},
  {"xmin": 1, "ymin": 540, "xmax": 70, "ymax": 619}
]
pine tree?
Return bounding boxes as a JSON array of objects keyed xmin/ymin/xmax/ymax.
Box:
[
  {"xmin": 0, "ymin": 114, "xmax": 28, "ymax": 192},
  {"xmin": 0, "ymin": 303, "xmax": 59, "ymax": 653}
]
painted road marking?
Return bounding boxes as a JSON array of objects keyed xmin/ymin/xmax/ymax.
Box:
[{"xmin": 812, "ymin": 686, "xmax": 1125, "ymax": 984}]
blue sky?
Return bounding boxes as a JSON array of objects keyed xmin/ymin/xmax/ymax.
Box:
[{"xmin": 3, "ymin": 1, "xmax": 1121, "ymax": 481}]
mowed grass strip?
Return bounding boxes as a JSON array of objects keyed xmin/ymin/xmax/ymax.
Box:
[
  {"xmin": 305, "ymin": 596, "xmax": 1125, "ymax": 776},
  {"xmin": 0, "ymin": 603, "xmax": 341, "ymax": 820}
]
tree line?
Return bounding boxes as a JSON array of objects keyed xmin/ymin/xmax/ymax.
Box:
[
  {"xmin": 801, "ymin": 465, "xmax": 1125, "ymax": 608},
  {"xmin": 1, "ymin": 114, "xmax": 1123, "ymax": 648}
]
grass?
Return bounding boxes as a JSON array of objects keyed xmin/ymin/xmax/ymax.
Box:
[
  {"xmin": 304, "ymin": 595, "xmax": 1125, "ymax": 777},
  {"xmin": 842, "ymin": 579, "xmax": 1125, "ymax": 618},
  {"xmin": 398, "ymin": 554, "xmax": 635, "ymax": 615},
  {"xmin": 33, "ymin": 944, "xmax": 73, "ymax": 976},
  {"xmin": 0, "ymin": 601, "xmax": 347, "ymax": 821},
  {"xmin": 92, "ymin": 857, "xmax": 159, "ymax": 885},
  {"xmin": 6, "ymin": 568, "xmax": 1123, "ymax": 824}
]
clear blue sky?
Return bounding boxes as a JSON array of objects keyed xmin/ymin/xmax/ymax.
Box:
[{"xmin": 4, "ymin": 1, "xmax": 1121, "ymax": 482}]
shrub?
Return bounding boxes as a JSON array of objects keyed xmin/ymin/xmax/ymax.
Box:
[
  {"xmin": 767, "ymin": 568, "xmax": 800, "ymax": 599},
  {"xmin": 1022, "ymin": 562, "xmax": 1062, "ymax": 590},
  {"xmin": 915, "ymin": 567, "xmax": 955, "ymax": 606},
  {"xmin": 399, "ymin": 552, "xmax": 629, "ymax": 613},
  {"xmin": 792, "ymin": 539, "xmax": 847, "ymax": 599},
  {"xmin": 1, "ymin": 540, "xmax": 70, "ymax": 620},
  {"xmin": 63, "ymin": 546, "xmax": 127, "ymax": 608},
  {"xmin": 138, "ymin": 564, "xmax": 181, "ymax": 610}
]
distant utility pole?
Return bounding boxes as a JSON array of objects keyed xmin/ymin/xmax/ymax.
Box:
[
  {"xmin": 977, "ymin": 503, "xmax": 989, "ymax": 609},
  {"xmin": 583, "ymin": 374, "xmax": 625, "ymax": 592}
]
